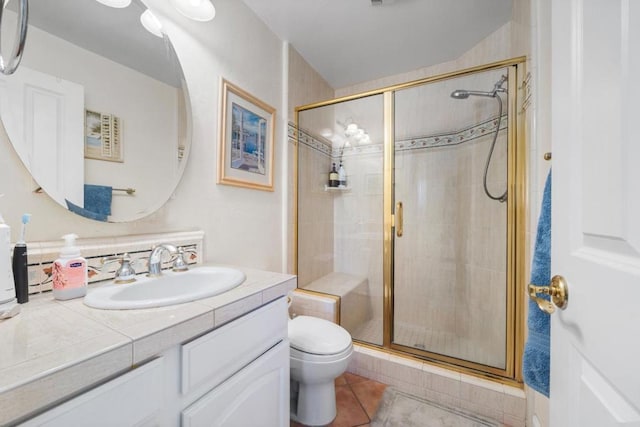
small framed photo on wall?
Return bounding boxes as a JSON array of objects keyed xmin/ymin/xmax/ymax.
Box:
[{"xmin": 85, "ymin": 109, "xmax": 123, "ymax": 163}]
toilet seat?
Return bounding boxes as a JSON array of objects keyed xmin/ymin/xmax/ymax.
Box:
[
  {"xmin": 288, "ymin": 315, "xmax": 352, "ymax": 355},
  {"xmin": 290, "ymin": 342, "xmax": 353, "ymax": 363}
]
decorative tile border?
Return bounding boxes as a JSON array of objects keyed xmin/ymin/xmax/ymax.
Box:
[
  {"xmin": 290, "ymin": 114, "xmax": 507, "ymax": 160},
  {"xmin": 394, "ymin": 114, "xmax": 508, "ymax": 153},
  {"xmin": 25, "ymin": 230, "xmax": 205, "ymax": 295},
  {"xmin": 288, "ymin": 123, "xmax": 332, "ymax": 157}
]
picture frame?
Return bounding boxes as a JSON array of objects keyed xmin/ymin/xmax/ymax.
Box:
[
  {"xmin": 218, "ymin": 78, "xmax": 276, "ymax": 191},
  {"xmin": 85, "ymin": 109, "xmax": 123, "ymax": 163}
]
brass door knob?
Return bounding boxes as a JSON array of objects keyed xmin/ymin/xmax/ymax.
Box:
[{"xmin": 528, "ymin": 275, "xmax": 569, "ymax": 314}]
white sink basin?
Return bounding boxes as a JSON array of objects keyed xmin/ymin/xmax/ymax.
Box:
[{"xmin": 84, "ymin": 266, "xmax": 246, "ymax": 310}]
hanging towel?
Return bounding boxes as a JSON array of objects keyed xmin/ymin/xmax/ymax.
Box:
[
  {"xmin": 523, "ymin": 170, "xmax": 551, "ymax": 397},
  {"xmin": 84, "ymin": 184, "xmax": 112, "ymax": 216},
  {"xmin": 65, "ymin": 199, "xmax": 108, "ymax": 222}
]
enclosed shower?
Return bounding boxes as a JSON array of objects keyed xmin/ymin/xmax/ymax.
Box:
[{"xmin": 295, "ymin": 59, "xmax": 526, "ymax": 381}]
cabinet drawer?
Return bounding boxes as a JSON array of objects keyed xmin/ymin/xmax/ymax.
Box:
[
  {"xmin": 181, "ymin": 297, "xmax": 287, "ymax": 394},
  {"xmin": 182, "ymin": 340, "xmax": 290, "ymax": 427},
  {"xmin": 21, "ymin": 358, "xmax": 164, "ymax": 427}
]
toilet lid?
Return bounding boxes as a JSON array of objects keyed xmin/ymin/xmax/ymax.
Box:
[{"xmin": 288, "ymin": 316, "xmax": 352, "ymax": 355}]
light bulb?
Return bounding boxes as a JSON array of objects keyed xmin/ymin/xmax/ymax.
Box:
[
  {"xmin": 170, "ymin": 0, "xmax": 216, "ymax": 21},
  {"xmin": 94, "ymin": 0, "xmax": 132, "ymax": 8},
  {"xmin": 320, "ymin": 128, "xmax": 333, "ymax": 138},
  {"xmin": 140, "ymin": 9, "xmax": 163, "ymax": 38}
]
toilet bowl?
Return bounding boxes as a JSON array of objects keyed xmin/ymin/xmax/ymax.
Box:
[{"xmin": 289, "ymin": 315, "xmax": 353, "ymax": 426}]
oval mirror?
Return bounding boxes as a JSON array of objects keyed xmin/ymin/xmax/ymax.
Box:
[{"xmin": 0, "ymin": 0, "xmax": 190, "ymax": 222}]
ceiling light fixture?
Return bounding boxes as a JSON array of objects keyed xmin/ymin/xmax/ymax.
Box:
[
  {"xmin": 94, "ymin": 0, "xmax": 132, "ymax": 8},
  {"xmin": 140, "ymin": 9, "xmax": 164, "ymax": 38},
  {"xmin": 169, "ymin": 0, "xmax": 216, "ymax": 22}
]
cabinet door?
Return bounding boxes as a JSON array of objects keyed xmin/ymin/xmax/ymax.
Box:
[
  {"xmin": 21, "ymin": 358, "xmax": 164, "ymax": 427},
  {"xmin": 181, "ymin": 297, "xmax": 287, "ymax": 395},
  {"xmin": 181, "ymin": 340, "xmax": 289, "ymax": 427}
]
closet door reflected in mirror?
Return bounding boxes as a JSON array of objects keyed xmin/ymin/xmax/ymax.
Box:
[{"xmin": 0, "ymin": 0, "xmax": 190, "ymax": 222}]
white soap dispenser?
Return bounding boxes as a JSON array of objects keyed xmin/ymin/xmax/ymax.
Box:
[
  {"xmin": 0, "ymin": 208, "xmax": 20, "ymax": 319},
  {"xmin": 52, "ymin": 234, "xmax": 88, "ymax": 300}
]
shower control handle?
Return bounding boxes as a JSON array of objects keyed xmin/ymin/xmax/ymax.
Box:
[
  {"xmin": 395, "ymin": 202, "xmax": 403, "ymax": 237},
  {"xmin": 528, "ymin": 275, "xmax": 569, "ymax": 314}
]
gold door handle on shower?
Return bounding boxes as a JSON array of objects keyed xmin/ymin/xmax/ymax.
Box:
[
  {"xmin": 395, "ymin": 202, "xmax": 403, "ymax": 237},
  {"xmin": 528, "ymin": 275, "xmax": 569, "ymax": 314}
]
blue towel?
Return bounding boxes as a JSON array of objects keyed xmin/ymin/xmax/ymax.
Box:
[
  {"xmin": 84, "ymin": 184, "xmax": 112, "ymax": 216},
  {"xmin": 65, "ymin": 199, "xmax": 108, "ymax": 222},
  {"xmin": 523, "ymin": 170, "xmax": 551, "ymax": 397}
]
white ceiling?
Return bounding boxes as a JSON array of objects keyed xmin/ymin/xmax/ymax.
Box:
[{"xmin": 241, "ymin": 0, "xmax": 513, "ymax": 89}]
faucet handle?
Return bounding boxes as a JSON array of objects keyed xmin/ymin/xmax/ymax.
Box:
[
  {"xmin": 172, "ymin": 247, "xmax": 197, "ymax": 272},
  {"xmin": 102, "ymin": 253, "xmax": 137, "ymax": 284}
]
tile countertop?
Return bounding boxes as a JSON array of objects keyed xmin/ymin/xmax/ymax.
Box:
[{"xmin": 0, "ymin": 264, "xmax": 296, "ymax": 425}]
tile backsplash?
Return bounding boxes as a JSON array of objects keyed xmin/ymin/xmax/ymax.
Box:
[{"xmin": 23, "ymin": 231, "xmax": 204, "ymax": 295}]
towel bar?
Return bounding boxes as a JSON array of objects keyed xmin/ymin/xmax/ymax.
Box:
[
  {"xmin": 34, "ymin": 186, "xmax": 135, "ymax": 195},
  {"xmin": 113, "ymin": 188, "xmax": 136, "ymax": 195}
]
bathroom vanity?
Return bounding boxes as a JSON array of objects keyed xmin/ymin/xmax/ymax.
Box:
[{"xmin": 0, "ymin": 265, "xmax": 295, "ymax": 426}]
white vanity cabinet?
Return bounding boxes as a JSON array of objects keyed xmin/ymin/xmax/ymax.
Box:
[
  {"xmin": 21, "ymin": 358, "xmax": 165, "ymax": 427},
  {"xmin": 181, "ymin": 341, "xmax": 289, "ymax": 426},
  {"xmin": 178, "ymin": 296, "xmax": 289, "ymax": 427},
  {"xmin": 21, "ymin": 297, "xmax": 290, "ymax": 427}
]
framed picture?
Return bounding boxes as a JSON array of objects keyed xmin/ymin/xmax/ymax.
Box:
[
  {"xmin": 85, "ymin": 109, "xmax": 123, "ymax": 162},
  {"xmin": 218, "ymin": 78, "xmax": 276, "ymax": 191}
]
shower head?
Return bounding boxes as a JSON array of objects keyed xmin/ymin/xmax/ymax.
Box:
[
  {"xmin": 450, "ymin": 90, "xmax": 470, "ymax": 99},
  {"xmin": 450, "ymin": 75, "xmax": 509, "ymax": 100},
  {"xmin": 450, "ymin": 89, "xmax": 495, "ymax": 99}
]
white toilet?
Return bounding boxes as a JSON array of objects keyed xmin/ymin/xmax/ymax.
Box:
[{"xmin": 288, "ymin": 315, "xmax": 353, "ymax": 426}]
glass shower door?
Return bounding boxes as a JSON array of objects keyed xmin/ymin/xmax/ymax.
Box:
[
  {"xmin": 391, "ymin": 68, "xmax": 510, "ymax": 370},
  {"xmin": 297, "ymin": 94, "xmax": 385, "ymax": 346}
]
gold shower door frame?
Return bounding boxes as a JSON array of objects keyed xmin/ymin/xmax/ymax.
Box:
[{"xmin": 295, "ymin": 57, "xmax": 527, "ymax": 384}]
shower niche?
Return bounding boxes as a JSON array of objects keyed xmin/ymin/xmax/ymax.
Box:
[{"xmin": 295, "ymin": 59, "xmax": 526, "ymax": 381}]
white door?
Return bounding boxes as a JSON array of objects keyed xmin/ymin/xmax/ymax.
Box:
[
  {"xmin": 550, "ymin": 1, "xmax": 640, "ymax": 426},
  {"xmin": 0, "ymin": 66, "xmax": 84, "ymax": 207}
]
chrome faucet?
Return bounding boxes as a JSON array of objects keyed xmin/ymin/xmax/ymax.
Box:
[
  {"xmin": 172, "ymin": 246, "xmax": 197, "ymax": 272},
  {"xmin": 147, "ymin": 244, "xmax": 178, "ymax": 277},
  {"xmin": 102, "ymin": 253, "xmax": 137, "ymax": 284}
]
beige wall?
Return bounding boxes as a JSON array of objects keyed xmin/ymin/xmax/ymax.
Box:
[
  {"xmin": 287, "ymin": 46, "xmax": 334, "ymax": 122},
  {"xmin": 287, "ymin": 46, "xmax": 335, "ymax": 275},
  {"xmin": 0, "ymin": 0, "xmax": 286, "ymax": 272}
]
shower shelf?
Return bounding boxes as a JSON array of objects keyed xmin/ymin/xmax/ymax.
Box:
[{"xmin": 324, "ymin": 185, "xmax": 351, "ymax": 193}]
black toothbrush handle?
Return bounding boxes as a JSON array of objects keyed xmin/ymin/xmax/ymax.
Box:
[{"xmin": 12, "ymin": 244, "xmax": 28, "ymax": 303}]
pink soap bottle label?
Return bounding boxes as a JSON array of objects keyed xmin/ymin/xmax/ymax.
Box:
[{"xmin": 53, "ymin": 260, "xmax": 86, "ymax": 290}]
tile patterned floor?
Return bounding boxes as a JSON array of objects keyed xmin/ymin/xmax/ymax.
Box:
[{"xmin": 291, "ymin": 372, "xmax": 387, "ymax": 427}]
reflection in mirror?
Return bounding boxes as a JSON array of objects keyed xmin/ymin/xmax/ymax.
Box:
[{"xmin": 0, "ymin": 0, "xmax": 190, "ymax": 222}]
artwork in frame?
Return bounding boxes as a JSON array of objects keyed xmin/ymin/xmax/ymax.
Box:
[
  {"xmin": 218, "ymin": 78, "xmax": 276, "ymax": 191},
  {"xmin": 85, "ymin": 109, "xmax": 123, "ymax": 162}
]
